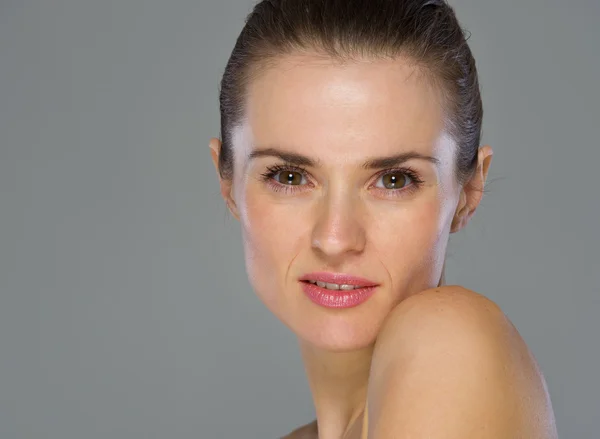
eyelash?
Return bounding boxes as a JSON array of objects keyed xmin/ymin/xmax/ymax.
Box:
[{"xmin": 259, "ymin": 162, "xmax": 425, "ymax": 198}]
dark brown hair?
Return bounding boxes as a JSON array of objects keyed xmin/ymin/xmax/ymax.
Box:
[{"xmin": 217, "ymin": 0, "xmax": 482, "ymax": 187}]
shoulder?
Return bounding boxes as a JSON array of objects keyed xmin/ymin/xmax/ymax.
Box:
[
  {"xmin": 380, "ymin": 285, "xmax": 501, "ymax": 330},
  {"xmin": 371, "ymin": 285, "xmax": 516, "ymax": 388},
  {"xmin": 368, "ymin": 285, "xmax": 558, "ymax": 438},
  {"xmin": 280, "ymin": 419, "xmax": 317, "ymax": 439},
  {"xmin": 375, "ymin": 285, "xmax": 508, "ymax": 353}
]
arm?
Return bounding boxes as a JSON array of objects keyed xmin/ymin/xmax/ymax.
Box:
[{"xmin": 367, "ymin": 286, "xmax": 558, "ymax": 439}]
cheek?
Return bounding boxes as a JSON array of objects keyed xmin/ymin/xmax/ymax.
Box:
[
  {"xmin": 237, "ymin": 188, "xmax": 307, "ymax": 305},
  {"xmin": 241, "ymin": 192, "xmax": 305, "ymax": 254},
  {"xmin": 369, "ymin": 197, "xmax": 450, "ymax": 279}
]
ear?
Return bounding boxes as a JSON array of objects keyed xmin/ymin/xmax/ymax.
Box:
[
  {"xmin": 450, "ymin": 145, "xmax": 493, "ymax": 233},
  {"xmin": 209, "ymin": 137, "xmax": 240, "ymax": 221}
]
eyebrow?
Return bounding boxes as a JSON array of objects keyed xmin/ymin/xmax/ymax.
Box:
[{"xmin": 248, "ymin": 147, "xmax": 441, "ymax": 169}]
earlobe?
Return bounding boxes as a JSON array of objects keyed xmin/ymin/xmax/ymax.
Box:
[
  {"xmin": 450, "ymin": 145, "xmax": 493, "ymax": 233},
  {"xmin": 225, "ymin": 196, "xmax": 240, "ymax": 221},
  {"xmin": 208, "ymin": 137, "xmax": 240, "ymax": 221},
  {"xmin": 209, "ymin": 137, "xmax": 222, "ymax": 178},
  {"xmin": 467, "ymin": 145, "xmax": 493, "ymax": 216},
  {"xmin": 450, "ymin": 191, "xmax": 468, "ymax": 233}
]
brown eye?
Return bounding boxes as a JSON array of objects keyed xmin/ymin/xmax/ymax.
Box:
[
  {"xmin": 378, "ymin": 172, "xmax": 409, "ymax": 189},
  {"xmin": 276, "ymin": 171, "xmax": 304, "ymax": 185}
]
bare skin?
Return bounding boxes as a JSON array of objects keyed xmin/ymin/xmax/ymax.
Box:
[
  {"xmin": 210, "ymin": 52, "xmax": 557, "ymax": 438},
  {"xmin": 281, "ymin": 288, "xmax": 557, "ymax": 439}
]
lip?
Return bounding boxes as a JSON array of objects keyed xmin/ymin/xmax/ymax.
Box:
[
  {"xmin": 298, "ymin": 272, "xmax": 378, "ymax": 287},
  {"xmin": 298, "ymin": 272, "xmax": 379, "ymax": 309},
  {"xmin": 299, "ymin": 281, "xmax": 377, "ymax": 309}
]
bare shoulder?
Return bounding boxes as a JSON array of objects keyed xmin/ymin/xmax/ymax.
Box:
[
  {"xmin": 280, "ymin": 419, "xmax": 317, "ymax": 439},
  {"xmin": 376, "ymin": 285, "xmax": 509, "ymax": 344},
  {"xmin": 374, "ymin": 285, "xmax": 537, "ymax": 354},
  {"xmin": 369, "ymin": 285, "xmax": 558, "ymax": 438}
]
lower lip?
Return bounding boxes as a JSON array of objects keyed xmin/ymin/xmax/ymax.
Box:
[{"xmin": 300, "ymin": 281, "xmax": 377, "ymax": 309}]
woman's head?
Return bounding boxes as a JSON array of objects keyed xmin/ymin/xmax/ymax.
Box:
[{"xmin": 210, "ymin": 0, "xmax": 492, "ymax": 351}]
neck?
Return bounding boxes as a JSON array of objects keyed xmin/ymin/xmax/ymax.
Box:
[{"xmin": 298, "ymin": 340, "xmax": 373, "ymax": 439}]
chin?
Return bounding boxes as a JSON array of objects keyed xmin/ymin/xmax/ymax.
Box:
[
  {"xmin": 287, "ymin": 296, "xmax": 389, "ymax": 352},
  {"xmin": 296, "ymin": 318, "xmax": 383, "ymax": 352},
  {"xmin": 306, "ymin": 334, "xmax": 379, "ymax": 353},
  {"xmin": 252, "ymin": 278, "xmax": 402, "ymax": 352}
]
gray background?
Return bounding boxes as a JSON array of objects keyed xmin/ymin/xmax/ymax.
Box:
[{"xmin": 0, "ymin": 0, "xmax": 598, "ymax": 437}]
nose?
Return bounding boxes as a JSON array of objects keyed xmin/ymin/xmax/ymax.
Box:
[{"xmin": 310, "ymin": 191, "xmax": 367, "ymax": 261}]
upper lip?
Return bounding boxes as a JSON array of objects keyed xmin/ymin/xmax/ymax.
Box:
[{"xmin": 299, "ymin": 272, "xmax": 378, "ymax": 287}]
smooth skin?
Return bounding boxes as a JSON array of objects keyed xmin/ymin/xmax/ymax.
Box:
[{"xmin": 209, "ymin": 52, "xmax": 558, "ymax": 438}]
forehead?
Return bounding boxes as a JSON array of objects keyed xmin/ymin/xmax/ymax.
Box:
[{"xmin": 241, "ymin": 53, "xmax": 449, "ymax": 162}]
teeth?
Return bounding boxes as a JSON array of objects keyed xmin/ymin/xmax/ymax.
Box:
[{"xmin": 309, "ymin": 280, "xmax": 361, "ymax": 290}]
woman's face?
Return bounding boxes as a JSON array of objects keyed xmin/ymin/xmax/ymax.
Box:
[{"xmin": 215, "ymin": 54, "xmax": 468, "ymax": 351}]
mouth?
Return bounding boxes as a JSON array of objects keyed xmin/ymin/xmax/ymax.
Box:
[
  {"xmin": 301, "ymin": 280, "xmax": 365, "ymax": 291},
  {"xmin": 298, "ymin": 273, "xmax": 379, "ymax": 308},
  {"xmin": 298, "ymin": 272, "xmax": 379, "ymax": 289}
]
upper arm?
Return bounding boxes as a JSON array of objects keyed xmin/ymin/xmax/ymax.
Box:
[{"xmin": 367, "ymin": 286, "xmax": 558, "ymax": 439}]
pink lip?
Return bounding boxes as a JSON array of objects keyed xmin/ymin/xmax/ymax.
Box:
[
  {"xmin": 298, "ymin": 272, "xmax": 378, "ymax": 287},
  {"xmin": 298, "ymin": 272, "xmax": 379, "ymax": 309},
  {"xmin": 299, "ymin": 282, "xmax": 377, "ymax": 308}
]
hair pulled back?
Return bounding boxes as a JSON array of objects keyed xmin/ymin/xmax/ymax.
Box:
[{"xmin": 217, "ymin": 0, "xmax": 483, "ymax": 187}]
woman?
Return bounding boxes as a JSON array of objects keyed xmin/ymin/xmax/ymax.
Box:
[{"xmin": 209, "ymin": 0, "xmax": 558, "ymax": 437}]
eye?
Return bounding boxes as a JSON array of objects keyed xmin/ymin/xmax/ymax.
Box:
[
  {"xmin": 374, "ymin": 171, "xmax": 411, "ymax": 189},
  {"xmin": 370, "ymin": 167, "xmax": 425, "ymax": 198},
  {"xmin": 273, "ymin": 170, "xmax": 306, "ymax": 186},
  {"xmin": 260, "ymin": 164, "xmax": 310, "ymax": 191}
]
